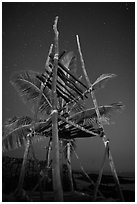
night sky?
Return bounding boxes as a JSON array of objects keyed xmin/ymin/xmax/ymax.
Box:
[{"xmin": 2, "ymin": 2, "xmax": 135, "ymax": 174}]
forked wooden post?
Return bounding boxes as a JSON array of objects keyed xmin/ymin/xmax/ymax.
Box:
[
  {"xmin": 51, "ymin": 16, "xmax": 64, "ymax": 202},
  {"xmin": 76, "ymin": 35, "xmax": 124, "ymax": 201}
]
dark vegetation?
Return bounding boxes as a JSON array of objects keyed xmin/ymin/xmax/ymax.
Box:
[{"xmin": 3, "ymin": 156, "xmax": 135, "ymax": 202}]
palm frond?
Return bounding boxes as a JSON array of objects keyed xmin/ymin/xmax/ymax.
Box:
[
  {"xmin": 4, "ymin": 116, "xmax": 18, "ymax": 125},
  {"xmin": 82, "ymin": 117, "xmax": 98, "ymax": 129},
  {"xmin": 2, "ymin": 116, "xmax": 52, "ymax": 152},
  {"xmin": 60, "ymin": 51, "xmax": 75, "ymax": 69},
  {"xmin": 34, "ymin": 117, "xmax": 52, "ymax": 134},
  {"xmin": 10, "ymin": 70, "xmax": 52, "ymax": 115},
  {"xmin": 92, "ymin": 73, "xmax": 117, "ymax": 91},
  {"xmin": 3, "ymin": 116, "xmax": 32, "ymax": 152},
  {"xmin": 68, "ymin": 100, "xmax": 85, "ymax": 114},
  {"xmin": 10, "ymin": 70, "xmax": 41, "ymax": 102},
  {"xmin": 69, "ymin": 102, "xmax": 125, "ymax": 125},
  {"xmin": 39, "ymin": 86, "xmax": 52, "ymax": 114}
]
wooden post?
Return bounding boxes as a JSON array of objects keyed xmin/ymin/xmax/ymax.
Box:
[
  {"xmin": 76, "ymin": 35, "xmax": 124, "ymax": 201},
  {"xmin": 51, "ymin": 16, "xmax": 63, "ymax": 202},
  {"xmin": 46, "ymin": 138, "xmax": 52, "ymax": 168},
  {"xmin": 66, "ymin": 142, "xmax": 74, "ymax": 192}
]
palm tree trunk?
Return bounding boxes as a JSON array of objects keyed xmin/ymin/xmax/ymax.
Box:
[
  {"xmin": 31, "ymin": 139, "xmax": 52, "ymax": 194},
  {"xmin": 15, "ymin": 68, "xmax": 45, "ymax": 199},
  {"xmin": 30, "ymin": 144, "xmax": 43, "ymax": 201},
  {"xmin": 16, "ymin": 135, "xmax": 31, "ymax": 195},
  {"xmin": 51, "ymin": 16, "xmax": 63, "ymax": 201}
]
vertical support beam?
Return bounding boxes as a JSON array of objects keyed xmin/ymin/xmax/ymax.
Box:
[
  {"xmin": 45, "ymin": 43, "xmax": 53, "ymax": 73},
  {"xmin": 60, "ymin": 140, "xmax": 63, "ymax": 185},
  {"xmin": 76, "ymin": 35, "xmax": 124, "ymax": 201},
  {"xmin": 51, "ymin": 16, "xmax": 63, "ymax": 202},
  {"xmin": 66, "ymin": 142, "xmax": 74, "ymax": 192},
  {"xmin": 46, "ymin": 138, "xmax": 52, "ymax": 168}
]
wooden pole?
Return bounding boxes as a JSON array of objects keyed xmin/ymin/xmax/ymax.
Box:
[
  {"xmin": 51, "ymin": 16, "xmax": 63, "ymax": 201},
  {"xmin": 46, "ymin": 138, "xmax": 52, "ymax": 168},
  {"xmin": 76, "ymin": 35, "xmax": 124, "ymax": 201},
  {"xmin": 45, "ymin": 43, "xmax": 53, "ymax": 73},
  {"xmin": 66, "ymin": 142, "xmax": 74, "ymax": 192}
]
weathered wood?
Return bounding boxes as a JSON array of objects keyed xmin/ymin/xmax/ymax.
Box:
[
  {"xmin": 51, "ymin": 16, "xmax": 63, "ymax": 202},
  {"xmin": 76, "ymin": 35, "xmax": 124, "ymax": 201},
  {"xmin": 49, "ymin": 53, "xmax": 88, "ymax": 89},
  {"xmin": 66, "ymin": 142, "xmax": 74, "ymax": 191}
]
